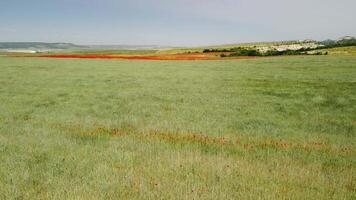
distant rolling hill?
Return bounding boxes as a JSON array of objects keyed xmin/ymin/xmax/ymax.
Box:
[
  {"xmin": 0, "ymin": 42, "xmax": 171, "ymax": 52},
  {"xmin": 0, "ymin": 42, "xmax": 88, "ymax": 50}
]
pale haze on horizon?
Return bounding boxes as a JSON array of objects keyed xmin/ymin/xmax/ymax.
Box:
[{"xmin": 1, "ymin": 0, "xmax": 355, "ymax": 46}]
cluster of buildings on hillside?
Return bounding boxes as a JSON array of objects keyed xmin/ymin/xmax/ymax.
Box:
[{"xmin": 256, "ymin": 43, "xmax": 324, "ymax": 53}]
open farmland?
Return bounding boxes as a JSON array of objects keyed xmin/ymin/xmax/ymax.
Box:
[
  {"xmin": 36, "ymin": 52, "xmax": 246, "ymax": 60},
  {"xmin": 0, "ymin": 55, "xmax": 355, "ymax": 199},
  {"xmin": 323, "ymin": 46, "xmax": 356, "ymax": 56}
]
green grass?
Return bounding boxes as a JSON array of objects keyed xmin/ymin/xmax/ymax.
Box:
[{"xmin": 0, "ymin": 55, "xmax": 355, "ymax": 199}]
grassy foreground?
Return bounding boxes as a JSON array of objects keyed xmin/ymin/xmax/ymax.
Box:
[{"xmin": 0, "ymin": 55, "xmax": 355, "ymax": 199}]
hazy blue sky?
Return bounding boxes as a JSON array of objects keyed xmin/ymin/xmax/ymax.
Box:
[{"xmin": 1, "ymin": 0, "xmax": 355, "ymax": 46}]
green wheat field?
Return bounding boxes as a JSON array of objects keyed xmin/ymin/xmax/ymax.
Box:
[{"xmin": 0, "ymin": 55, "xmax": 355, "ymax": 199}]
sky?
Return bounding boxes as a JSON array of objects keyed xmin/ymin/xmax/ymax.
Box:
[{"xmin": 1, "ymin": 0, "xmax": 356, "ymax": 46}]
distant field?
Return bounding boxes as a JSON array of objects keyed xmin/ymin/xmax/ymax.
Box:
[
  {"xmin": 0, "ymin": 40, "xmax": 316, "ymax": 57},
  {"xmin": 0, "ymin": 56, "xmax": 355, "ymax": 199},
  {"xmin": 36, "ymin": 52, "xmax": 240, "ymax": 60},
  {"xmin": 2, "ymin": 44, "xmax": 356, "ymax": 60},
  {"xmin": 324, "ymin": 46, "xmax": 356, "ymax": 55},
  {"xmin": 62, "ymin": 49, "xmax": 158, "ymax": 55}
]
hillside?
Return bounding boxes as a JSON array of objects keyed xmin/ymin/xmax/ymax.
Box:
[{"xmin": 0, "ymin": 42, "xmax": 88, "ymax": 50}]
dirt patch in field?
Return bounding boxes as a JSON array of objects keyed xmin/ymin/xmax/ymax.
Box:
[
  {"xmin": 35, "ymin": 52, "xmax": 256, "ymax": 60},
  {"xmin": 54, "ymin": 122, "xmax": 352, "ymax": 155}
]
